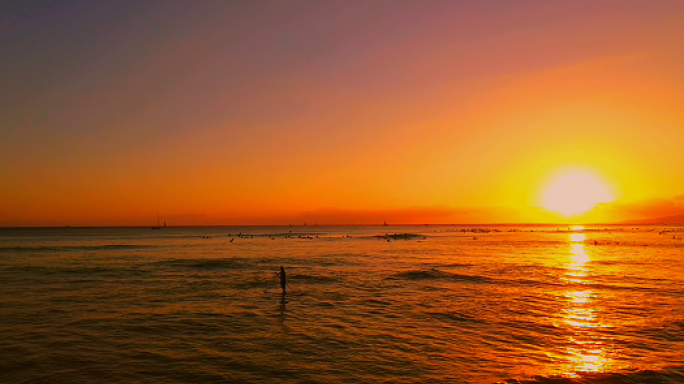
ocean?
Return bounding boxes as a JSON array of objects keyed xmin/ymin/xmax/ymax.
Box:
[{"xmin": 1, "ymin": 225, "xmax": 683, "ymax": 383}]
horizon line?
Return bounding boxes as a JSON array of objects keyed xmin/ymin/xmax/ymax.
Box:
[{"xmin": 0, "ymin": 222, "xmax": 677, "ymax": 230}]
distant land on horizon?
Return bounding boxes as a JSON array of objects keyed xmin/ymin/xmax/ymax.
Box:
[{"xmin": 621, "ymin": 214, "xmax": 684, "ymax": 225}]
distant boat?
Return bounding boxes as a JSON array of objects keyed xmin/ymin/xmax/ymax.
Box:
[
  {"xmin": 383, "ymin": 220, "xmax": 388, "ymax": 226},
  {"xmin": 151, "ymin": 214, "xmax": 164, "ymax": 230}
]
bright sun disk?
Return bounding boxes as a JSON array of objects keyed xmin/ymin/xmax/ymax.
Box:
[{"xmin": 542, "ymin": 169, "xmax": 613, "ymax": 216}]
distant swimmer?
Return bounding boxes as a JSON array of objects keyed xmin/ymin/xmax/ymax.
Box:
[{"xmin": 275, "ymin": 266, "xmax": 287, "ymax": 294}]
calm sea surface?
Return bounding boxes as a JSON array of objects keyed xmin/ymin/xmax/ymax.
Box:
[{"xmin": 1, "ymin": 225, "xmax": 683, "ymax": 383}]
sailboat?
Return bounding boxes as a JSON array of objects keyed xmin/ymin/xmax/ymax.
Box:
[
  {"xmin": 383, "ymin": 220, "xmax": 388, "ymax": 226},
  {"xmin": 151, "ymin": 213, "xmax": 163, "ymax": 229}
]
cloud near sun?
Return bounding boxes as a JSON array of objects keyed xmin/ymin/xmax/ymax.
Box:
[
  {"xmin": 531, "ymin": 195, "xmax": 684, "ymax": 224},
  {"xmin": 207, "ymin": 197, "xmax": 684, "ymax": 226}
]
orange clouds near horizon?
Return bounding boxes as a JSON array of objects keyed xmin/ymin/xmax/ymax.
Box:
[{"xmin": 4, "ymin": 196, "xmax": 684, "ymax": 227}]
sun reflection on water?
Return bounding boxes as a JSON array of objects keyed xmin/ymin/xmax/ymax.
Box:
[
  {"xmin": 570, "ymin": 233, "xmax": 586, "ymax": 243},
  {"xmin": 563, "ymin": 236, "xmax": 590, "ymax": 282},
  {"xmin": 556, "ymin": 233, "xmax": 614, "ymax": 376}
]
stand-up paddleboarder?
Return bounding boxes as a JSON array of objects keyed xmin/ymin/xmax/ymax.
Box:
[{"xmin": 275, "ymin": 266, "xmax": 286, "ymax": 294}]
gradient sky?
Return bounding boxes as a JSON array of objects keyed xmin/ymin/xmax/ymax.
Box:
[{"xmin": 2, "ymin": 0, "xmax": 684, "ymax": 226}]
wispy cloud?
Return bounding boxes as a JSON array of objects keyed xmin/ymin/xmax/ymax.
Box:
[{"xmin": 594, "ymin": 195, "xmax": 684, "ymax": 221}]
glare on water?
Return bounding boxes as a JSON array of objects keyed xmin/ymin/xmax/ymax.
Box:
[{"xmin": 557, "ymin": 232, "xmax": 613, "ymax": 376}]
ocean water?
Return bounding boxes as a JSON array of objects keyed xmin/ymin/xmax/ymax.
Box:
[{"xmin": 1, "ymin": 225, "xmax": 683, "ymax": 384}]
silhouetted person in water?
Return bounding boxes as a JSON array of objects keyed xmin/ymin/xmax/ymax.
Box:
[{"xmin": 275, "ymin": 266, "xmax": 287, "ymax": 294}]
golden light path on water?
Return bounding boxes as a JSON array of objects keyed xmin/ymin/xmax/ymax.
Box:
[{"xmin": 556, "ymin": 232, "xmax": 614, "ymax": 376}]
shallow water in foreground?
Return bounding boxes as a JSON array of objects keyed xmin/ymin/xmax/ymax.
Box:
[{"xmin": 1, "ymin": 225, "xmax": 683, "ymax": 383}]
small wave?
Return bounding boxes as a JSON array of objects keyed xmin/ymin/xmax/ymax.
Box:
[
  {"xmin": 363, "ymin": 299, "xmax": 392, "ymax": 307},
  {"xmin": 391, "ymin": 269, "xmax": 565, "ymax": 289},
  {"xmin": 389, "ymin": 269, "xmax": 494, "ymax": 283},
  {"xmin": 0, "ymin": 244, "xmax": 155, "ymax": 253},
  {"xmin": 499, "ymin": 369, "xmax": 683, "ymax": 384},
  {"xmin": 289, "ymin": 274, "xmax": 339, "ymax": 284},
  {"xmin": 427, "ymin": 311, "xmax": 481, "ymax": 323},
  {"xmin": 6, "ymin": 264, "xmax": 148, "ymax": 277},
  {"xmin": 233, "ymin": 280, "xmax": 274, "ymax": 289},
  {"xmin": 639, "ymin": 321, "xmax": 684, "ymax": 342},
  {"xmin": 439, "ymin": 262, "xmax": 474, "ymax": 268},
  {"xmin": 153, "ymin": 258, "xmax": 246, "ymax": 270},
  {"xmin": 591, "ymin": 260, "xmax": 621, "ymax": 266},
  {"xmin": 581, "ymin": 281, "xmax": 661, "ymax": 293}
]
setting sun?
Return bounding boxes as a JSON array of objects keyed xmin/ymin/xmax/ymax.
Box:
[{"xmin": 542, "ymin": 169, "xmax": 614, "ymax": 216}]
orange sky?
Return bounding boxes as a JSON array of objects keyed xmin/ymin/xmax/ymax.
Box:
[{"xmin": 2, "ymin": 1, "xmax": 684, "ymax": 226}]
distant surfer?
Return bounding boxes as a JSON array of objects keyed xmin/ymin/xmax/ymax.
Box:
[{"xmin": 275, "ymin": 266, "xmax": 287, "ymax": 294}]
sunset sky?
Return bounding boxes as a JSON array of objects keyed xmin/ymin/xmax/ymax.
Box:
[{"xmin": 2, "ymin": 1, "xmax": 684, "ymax": 226}]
